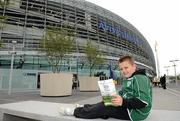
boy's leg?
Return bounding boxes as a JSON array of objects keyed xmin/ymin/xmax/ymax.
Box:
[
  {"xmin": 106, "ymin": 105, "xmax": 130, "ymax": 120},
  {"xmin": 74, "ymin": 102, "xmax": 130, "ymax": 120},
  {"xmin": 74, "ymin": 102, "xmax": 107, "ymax": 119}
]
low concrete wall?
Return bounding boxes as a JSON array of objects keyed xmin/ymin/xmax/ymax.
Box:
[
  {"xmin": 0, "ymin": 101, "xmax": 180, "ymax": 121},
  {"xmin": 40, "ymin": 73, "xmax": 73, "ymax": 96},
  {"xmin": 79, "ymin": 76, "xmax": 99, "ymax": 91}
]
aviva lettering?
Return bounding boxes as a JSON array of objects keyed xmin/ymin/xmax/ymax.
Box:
[{"xmin": 98, "ymin": 21, "xmax": 142, "ymax": 46}]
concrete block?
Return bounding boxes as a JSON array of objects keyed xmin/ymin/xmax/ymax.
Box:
[
  {"xmin": 40, "ymin": 73, "xmax": 73, "ymax": 96},
  {"xmin": 0, "ymin": 101, "xmax": 180, "ymax": 121},
  {"xmin": 79, "ymin": 76, "xmax": 99, "ymax": 91}
]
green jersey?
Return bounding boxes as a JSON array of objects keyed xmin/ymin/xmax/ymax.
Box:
[{"xmin": 119, "ymin": 70, "xmax": 152, "ymax": 121}]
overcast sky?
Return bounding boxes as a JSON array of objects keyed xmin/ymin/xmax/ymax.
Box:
[{"xmin": 86, "ymin": 0, "xmax": 180, "ymax": 76}]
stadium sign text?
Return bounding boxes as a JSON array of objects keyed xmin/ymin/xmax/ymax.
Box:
[{"xmin": 98, "ymin": 21, "xmax": 142, "ymax": 45}]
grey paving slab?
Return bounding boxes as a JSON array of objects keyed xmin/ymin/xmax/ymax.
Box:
[
  {"xmin": 146, "ymin": 110, "xmax": 180, "ymax": 121},
  {"xmin": 0, "ymin": 82, "xmax": 180, "ymax": 121},
  {"xmin": 0, "ymin": 89, "xmax": 101, "ymax": 104},
  {"xmin": 152, "ymin": 87, "xmax": 180, "ymax": 111}
]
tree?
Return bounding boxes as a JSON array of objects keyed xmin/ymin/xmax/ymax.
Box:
[
  {"xmin": 0, "ymin": 39, "xmax": 2, "ymax": 48},
  {"xmin": 39, "ymin": 27, "xmax": 75, "ymax": 73},
  {"xmin": 84, "ymin": 41, "xmax": 104, "ymax": 76},
  {"xmin": 0, "ymin": 0, "xmax": 9, "ymax": 38},
  {"xmin": 0, "ymin": 39, "xmax": 2, "ymax": 47},
  {"xmin": 0, "ymin": 0, "xmax": 9, "ymax": 7},
  {"xmin": 0, "ymin": 0, "xmax": 9, "ymax": 23}
]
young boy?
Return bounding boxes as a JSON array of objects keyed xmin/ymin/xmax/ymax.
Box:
[{"xmin": 59, "ymin": 55, "xmax": 152, "ymax": 121}]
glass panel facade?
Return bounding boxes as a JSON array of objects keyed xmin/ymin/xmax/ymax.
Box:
[{"xmin": 0, "ymin": 0, "xmax": 156, "ymax": 91}]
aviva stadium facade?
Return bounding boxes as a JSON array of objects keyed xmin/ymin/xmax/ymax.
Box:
[{"xmin": 0, "ymin": 0, "xmax": 156, "ymax": 90}]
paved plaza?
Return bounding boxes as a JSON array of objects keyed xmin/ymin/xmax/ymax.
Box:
[
  {"xmin": 0, "ymin": 83, "xmax": 180, "ymax": 110},
  {"xmin": 0, "ymin": 82, "xmax": 180, "ymax": 120}
]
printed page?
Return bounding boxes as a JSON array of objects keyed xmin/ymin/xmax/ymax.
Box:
[{"xmin": 98, "ymin": 79, "xmax": 116, "ymax": 106}]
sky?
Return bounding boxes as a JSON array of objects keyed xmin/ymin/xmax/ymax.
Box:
[{"xmin": 86, "ymin": 0, "xmax": 180, "ymax": 76}]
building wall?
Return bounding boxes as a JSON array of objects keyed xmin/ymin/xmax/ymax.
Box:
[{"xmin": 0, "ymin": 0, "xmax": 156, "ymax": 77}]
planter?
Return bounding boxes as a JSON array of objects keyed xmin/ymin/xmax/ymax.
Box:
[
  {"xmin": 40, "ymin": 73, "xmax": 73, "ymax": 96},
  {"xmin": 79, "ymin": 76, "xmax": 99, "ymax": 91}
]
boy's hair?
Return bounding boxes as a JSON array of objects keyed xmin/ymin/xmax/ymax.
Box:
[{"xmin": 118, "ymin": 55, "xmax": 135, "ymax": 65}]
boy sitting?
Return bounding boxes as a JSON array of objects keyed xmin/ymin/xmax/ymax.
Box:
[{"xmin": 59, "ymin": 55, "xmax": 152, "ymax": 121}]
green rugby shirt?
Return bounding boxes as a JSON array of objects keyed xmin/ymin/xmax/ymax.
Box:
[{"xmin": 119, "ymin": 71, "xmax": 152, "ymax": 121}]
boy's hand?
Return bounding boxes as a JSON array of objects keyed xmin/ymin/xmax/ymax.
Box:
[{"xmin": 111, "ymin": 94, "xmax": 123, "ymax": 106}]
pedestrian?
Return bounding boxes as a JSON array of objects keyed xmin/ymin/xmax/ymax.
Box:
[
  {"xmin": 59, "ymin": 55, "xmax": 152, "ymax": 121},
  {"xmin": 161, "ymin": 74, "xmax": 166, "ymax": 89},
  {"xmin": 72, "ymin": 74, "xmax": 78, "ymax": 90}
]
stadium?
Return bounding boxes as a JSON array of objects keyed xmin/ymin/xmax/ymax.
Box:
[{"xmin": 0, "ymin": 0, "xmax": 156, "ymax": 90}]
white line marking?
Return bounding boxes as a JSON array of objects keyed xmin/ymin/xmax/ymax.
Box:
[
  {"xmin": 167, "ymin": 88, "xmax": 180, "ymax": 94},
  {"xmin": 166, "ymin": 89, "xmax": 180, "ymax": 98}
]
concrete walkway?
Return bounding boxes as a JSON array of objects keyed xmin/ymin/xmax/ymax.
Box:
[
  {"xmin": 0, "ymin": 83, "xmax": 180, "ymax": 110},
  {"xmin": 0, "ymin": 82, "xmax": 180, "ymax": 120}
]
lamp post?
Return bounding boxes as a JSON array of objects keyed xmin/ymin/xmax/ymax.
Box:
[
  {"xmin": 164, "ymin": 66, "xmax": 170, "ymax": 82},
  {"xmin": 76, "ymin": 37, "xmax": 79, "ymax": 78},
  {"xmin": 169, "ymin": 59, "xmax": 179, "ymax": 85},
  {"xmin": 8, "ymin": 40, "xmax": 17, "ymax": 95},
  {"xmin": 74, "ymin": 19, "xmax": 81, "ymax": 82},
  {"xmin": 155, "ymin": 41, "xmax": 160, "ymax": 78}
]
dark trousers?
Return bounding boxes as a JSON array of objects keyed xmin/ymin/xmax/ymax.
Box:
[
  {"xmin": 161, "ymin": 82, "xmax": 166, "ymax": 89},
  {"xmin": 74, "ymin": 102, "xmax": 130, "ymax": 120}
]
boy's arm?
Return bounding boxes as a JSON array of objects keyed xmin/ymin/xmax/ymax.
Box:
[
  {"xmin": 111, "ymin": 94, "xmax": 147, "ymax": 108},
  {"xmin": 121, "ymin": 75, "xmax": 151, "ymax": 109},
  {"xmin": 117, "ymin": 88, "xmax": 145, "ymax": 109},
  {"xmin": 118, "ymin": 90, "xmax": 123, "ymax": 96}
]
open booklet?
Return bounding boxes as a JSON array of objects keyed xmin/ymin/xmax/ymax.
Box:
[{"xmin": 98, "ymin": 79, "xmax": 116, "ymax": 106}]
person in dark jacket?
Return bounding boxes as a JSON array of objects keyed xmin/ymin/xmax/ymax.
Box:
[
  {"xmin": 59, "ymin": 55, "xmax": 152, "ymax": 121},
  {"xmin": 161, "ymin": 74, "xmax": 166, "ymax": 89}
]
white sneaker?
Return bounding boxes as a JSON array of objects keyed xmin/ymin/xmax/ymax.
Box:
[
  {"xmin": 58, "ymin": 104, "xmax": 83, "ymax": 116},
  {"xmin": 75, "ymin": 104, "xmax": 83, "ymax": 108},
  {"xmin": 58, "ymin": 107, "xmax": 74, "ymax": 116}
]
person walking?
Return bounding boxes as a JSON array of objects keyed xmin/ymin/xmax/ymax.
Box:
[{"xmin": 161, "ymin": 74, "xmax": 166, "ymax": 89}]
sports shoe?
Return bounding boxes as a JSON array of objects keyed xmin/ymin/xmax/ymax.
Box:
[
  {"xmin": 58, "ymin": 106, "xmax": 74, "ymax": 116},
  {"xmin": 58, "ymin": 104, "xmax": 83, "ymax": 116},
  {"xmin": 75, "ymin": 103, "xmax": 83, "ymax": 108}
]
